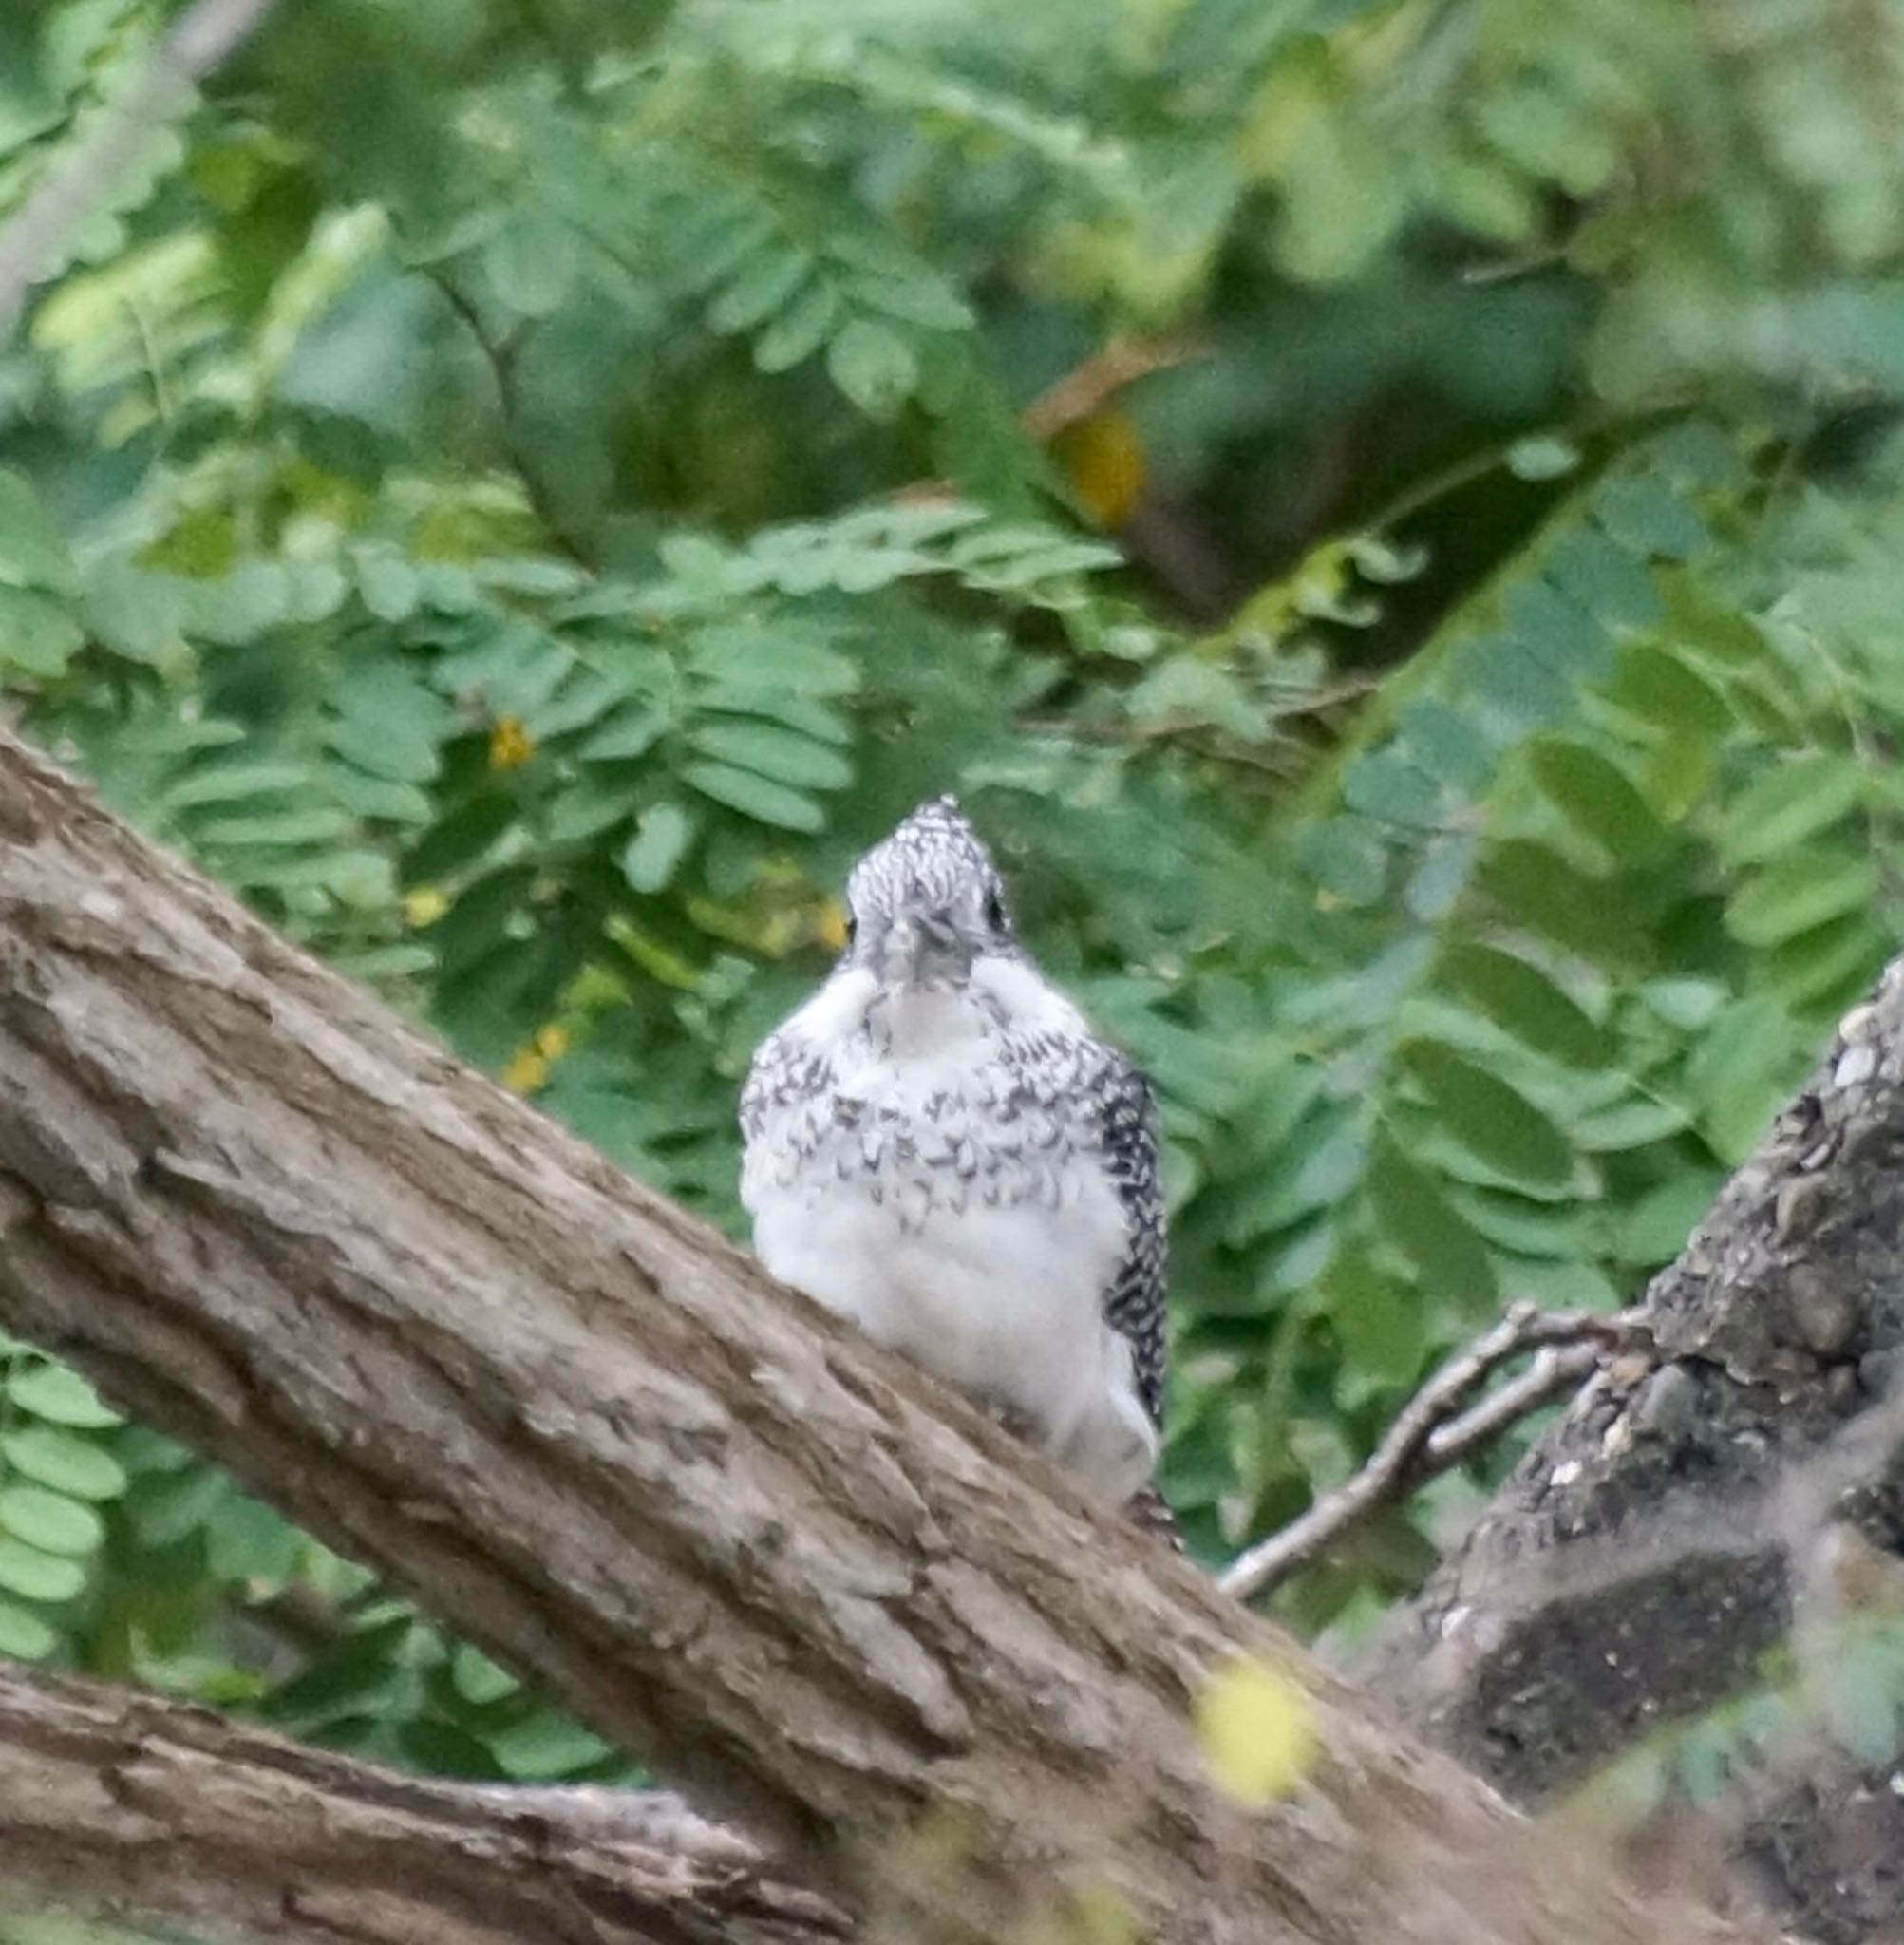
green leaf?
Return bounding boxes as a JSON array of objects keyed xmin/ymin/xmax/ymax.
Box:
[
  {"xmin": 683, "ymin": 761, "xmax": 826, "ymax": 832},
  {"xmin": 7, "ymin": 1363, "xmax": 123, "ymax": 1429},
  {"xmin": 0, "ymin": 586, "xmax": 84, "ymax": 676},
  {"xmin": 707, "ymin": 246, "xmax": 810, "ymax": 334},
  {"xmin": 207, "ymin": 1493, "xmax": 303, "ymax": 1583},
  {"xmin": 1299, "ymin": 819, "xmax": 1388, "ymax": 905},
  {"xmin": 1399, "ymin": 1040, "xmax": 1574, "ymax": 1189},
  {"xmin": 0, "ymin": 468, "xmax": 76, "ymax": 593},
  {"xmin": 1544, "ymin": 527, "xmax": 1662, "ymax": 633},
  {"xmin": 621, "ymin": 802, "xmax": 694, "ymax": 893},
  {"xmin": 1480, "ymin": 841, "xmax": 1650, "ymax": 968},
  {"xmin": 826, "ymin": 318, "xmax": 918, "ymax": 419},
  {"xmin": 1595, "ymin": 477, "xmax": 1709, "ymax": 559},
  {"xmin": 1766, "ymin": 912, "xmax": 1885, "ymax": 1012},
  {"xmin": 1128, "ymin": 658, "xmax": 1268, "ymax": 739},
  {"xmin": 579, "ymin": 707, "xmax": 669, "ymax": 764},
  {"xmin": 688, "ymin": 720, "xmax": 853, "ymax": 791},
  {"xmin": 753, "ymin": 280, "xmax": 843, "ymax": 372},
  {"xmin": 0, "ymin": 1538, "xmax": 85, "ymax": 1603},
  {"xmin": 0, "ymin": 1427, "xmax": 126, "ymax": 1501},
  {"xmin": 692, "ymin": 624, "xmax": 858, "ymax": 695},
  {"xmin": 453, "ymin": 1643, "xmax": 521, "ymax": 1704},
  {"xmin": 84, "ymin": 562, "xmax": 188, "ymax": 662},
  {"xmin": 1439, "ymin": 944, "xmax": 1612, "ymax": 1067},
  {"xmin": 1398, "ymin": 700, "xmax": 1497, "ymax": 794},
  {"xmin": 164, "ymin": 761, "xmax": 313, "ymax": 809},
  {"xmin": 1461, "ymin": 633, "xmax": 1574, "ymax": 732},
  {"xmin": 1619, "ymin": 1174, "xmax": 1725, "ymax": 1268},
  {"xmin": 323, "ymin": 765, "xmax": 433, "ymax": 824},
  {"xmin": 1324, "ymin": 1252, "xmax": 1428, "ymax": 1386},
  {"xmin": 1718, "ymin": 753, "xmax": 1865, "ymax": 866},
  {"xmin": 1503, "ymin": 578, "xmax": 1610, "ymax": 678},
  {"xmin": 1367, "ymin": 1138, "xmax": 1499, "ymax": 1309},
  {"xmin": 196, "ymin": 808, "xmax": 357, "ymax": 849},
  {"xmin": 487, "ymin": 212, "xmax": 579, "ymax": 316},
  {"xmin": 1726, "ymin": 851, "xmax": 1878, "ymax": 948},
  {"xmin": 1612, "ymin": 643, "xmax": 1731, "ymax": 738},
  {"xmin": 328, "ymin": 666, "xmax": 453, "ymax": 784},
  {"xmin": 127, "ymin": 1466, "xmax": 230, "ymax": 1548},
  {"xmin": 0, "ymin": 1598, "xmax": 57, "ymax": 1660},
  {"xmin": 355, "ymin": 550, "xmax": 420, "ymax": 622},
  {"xmin": 0, "ymin": 1485, "xmax": 104, "ymax": 1558},
  {"xmin": 1571, "ymin": 1094, "xmax": 1691, "ymax": 1151},
  {"xmin": 488, "ymin": 1709, "xmax": 618, "ymax": 1780},
  {"xmin": 829, "ymin": 235, "xmax": 972, "ymax": 329},
  {"xmin": 1526, "ymin": 742, "xmax": 1667, "ymax": 861},
  {"xmin": 1341, "ymin": 750, "xmax": 1446, "ymax": 829},
  {"xmin": 1506, "ymin": 436, "xmax": 1580, "ymax": 481}
]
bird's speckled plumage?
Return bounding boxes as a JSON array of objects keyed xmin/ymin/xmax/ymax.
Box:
[{"xmin": 740, "ymin": 796, "xmax": 1169, "ymax": 1504}]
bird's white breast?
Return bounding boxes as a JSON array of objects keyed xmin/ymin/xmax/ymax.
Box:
[{"xmin": 742, "ymin": 963, "xmax": 1154, "ymax": 1498}]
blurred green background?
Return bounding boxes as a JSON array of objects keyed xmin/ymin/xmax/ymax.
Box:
[{"xmin": 3, "ymin": 0, "xmax": 1904, "ymax": 1797}]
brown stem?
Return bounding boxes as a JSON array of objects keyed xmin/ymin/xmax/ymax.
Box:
[
  {"xmin": 0, "ymin": 1657, "xmax": 842, "ymax": 1945},
  {"xmin": 1221, "ymin": 1305, "xmax": 1645, "ymax": 1604}
]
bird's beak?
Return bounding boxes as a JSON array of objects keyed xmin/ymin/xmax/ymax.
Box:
[
  {"xmin": 884, "ymin": 907, "xmax": 964, "ymax": 983},
  {"xmin": 915, "ymin": 909, "xmax": 959, "ymax": 952}
]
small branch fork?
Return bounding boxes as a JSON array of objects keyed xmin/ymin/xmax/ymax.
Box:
[{"xmin": 1219, "ymin": 1301, "xmax": 1649, "ymax": 1605}]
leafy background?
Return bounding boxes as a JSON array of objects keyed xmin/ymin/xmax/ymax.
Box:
[{"xmin": 4, "ymin": 0, "xmax": 1904, "ymax": 1829}]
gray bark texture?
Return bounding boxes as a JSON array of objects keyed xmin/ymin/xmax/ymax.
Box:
[
  {"xmin": 0, "ymin": 718, "xmax": 1771, "ymax": 1939},
  {"xmin": 1369, "ymin": 957, "xmax": 1904, "ymax": 1942},
  {"xmin": 0, "ymin": 1658, "xmax": 842, "ymax": 1945}
]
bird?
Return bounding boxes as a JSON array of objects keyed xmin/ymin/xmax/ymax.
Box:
[{"xmin": 739, "ymin": 795, "xmax": 1170, "ymax": 1517}]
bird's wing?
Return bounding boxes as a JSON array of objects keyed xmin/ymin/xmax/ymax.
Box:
[{"xmin": 1093, "ymin": 1050, "xmax": 1169, "ymax": 1428}]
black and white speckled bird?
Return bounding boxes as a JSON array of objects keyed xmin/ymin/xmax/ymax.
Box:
[{"xmin": 740, "ymin": 796, "xmax": 1169, "ymax": 1508}]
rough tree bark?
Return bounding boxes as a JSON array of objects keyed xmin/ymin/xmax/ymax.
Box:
[
  {"xmin": 0, "ymin": 1658, "xmax": 842, "ymax": 1945},
  {"xmin": 1370, "ymin": 959, "xmax": 1904, "ymax": 1941},
  {"xmin": 0, "ymin": 726, "xmax": 1769, "ymax": 1940}
]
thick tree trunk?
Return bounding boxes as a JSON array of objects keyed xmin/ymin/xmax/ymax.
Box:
[
  {"xmin": 0, "ymin": 1658, "xmax": 841, "ymax": 1945},
  {"xmin": 0, "ymin": 728, "xmax": 1761, "ymax": 1942},
  {"xmin": 1369, "ymin": 959, "xmax": 1904, "ymax": 1940}
]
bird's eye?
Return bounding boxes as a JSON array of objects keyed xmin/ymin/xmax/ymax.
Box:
[
  {"xmin": 984, "ymin": 889, "xmax": 1008, "ymax": 933},
  {"xmin": 843, "ymin": 913, "xmax": 858, "ymax": 947}
]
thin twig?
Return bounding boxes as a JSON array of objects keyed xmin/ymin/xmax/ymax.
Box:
[
  {"xmin": 0, "ymin": 0, "xmax": 280, "ymax": 336},
  {"xmin": 1018, "ymin": 333, "xmax": 1211, "ymax": 443},
  {"xmin": 1218, "ymin": 1301, "xmax": 1646, "ymax": 1604},
  {"xmin": 1423, "ymin": 1342, "xmax": 1606, "ymax": 1467},
  {"xmin": 428, "ymin": 270, "xmax": 599, "ymax": 570}
]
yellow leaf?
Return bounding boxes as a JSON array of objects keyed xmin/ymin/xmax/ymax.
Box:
[
  {"xmin": 1054, "ymin": 410, "xmax": 1147, "ymax": 528},
  {"xmin": 534, "ymin": 1023, "xmax": 571, "ymax": 1060},
  {"xmin": 1194, "ymin": 1657, "xmax": 1318, "ymax": 1805},
  {"xmin": 404, "ymin": 885, "xmax": 449, "ymax": 928},
  {"xmin": 816, "ymin": 897, "xmax": 850, "ymax": 953},
  {"xmin": 489, "ymin": 715, "xmax": 537, "ymax": 771}
]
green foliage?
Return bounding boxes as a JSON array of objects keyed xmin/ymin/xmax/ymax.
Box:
[{"xmin": 6, "ymin": 0, "xmax": 1904, "ymax": 1784}]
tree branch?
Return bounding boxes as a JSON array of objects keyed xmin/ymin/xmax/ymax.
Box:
[
  {"xmin": 1364, "ymin": 961, "xmax": 1904, "ymax": 1939},
  {"xmin": 0, "ymin": 736, "xmax": 1758, "ymax": 1945},
  {"xmin": 0, "ymin": 0, "xmax": 278, "ymax": 335},
  {"xmin": 1221, "ymin": 1305, "xmax": 1645, "ymax": 1604},
  {"xmin": 0, "ymin": 1655, "xmax": 842, "ymax": 1945}
]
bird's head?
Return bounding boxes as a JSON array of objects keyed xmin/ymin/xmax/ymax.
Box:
[{"xmin": 842, "ymin": 796, "xmax": 1018, "ymax": 986}]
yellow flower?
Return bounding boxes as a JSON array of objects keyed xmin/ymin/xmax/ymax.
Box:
[
  {"xmin": 404, "ymin": 885, "xmax": 450, "ymax": 928},
  {"xmin": 1193, "ymin": 1657, "xmax": 1319, "ymax": 1805},
  {"xmin": 533, "ymin": 1024, "xmax": 571, "ymax": 1060},
  {"xmin": 500, "ymin": 1048, "xmax": 549, "ymax": 1095},
  {"xmin": 489, "ymin": 715, "xmax": 537, "ymax": 770}
]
